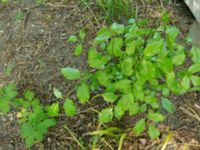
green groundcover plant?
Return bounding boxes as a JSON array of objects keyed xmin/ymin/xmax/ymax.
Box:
[
  {"xmin": 0, "ymin": 84, "xmax": 57, "ymax": 147},
  {"xmin": 66, "ymin": 18, "xmax": 200, "ymax": 139}
]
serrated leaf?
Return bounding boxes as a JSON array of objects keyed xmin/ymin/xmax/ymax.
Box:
[
  {"xmin": 111, "ymin": 23, "xmax": 124, "ymax": 35},
  {"xmin": 148, "ymin": 125, "xmax": 160, "ymax": 139},
  {"xmin": 114, "ymin": 105, "xmax": 124, "ymax": 120},
  {"xmin": 188, "ymin": 63, "xmax": 200, "ymax": 73},
  {"xmin": 53, "ymin": 88, "xmax": 62, "ymax": 99},
  {"xmin": 121, "ymin": 57, "xmax": 134, "ymax": 76},
  {"xmin": 95, "ymin": 28, "xmax": 111, "ymax": 44},
  {"xmin": 148, "ymin": 112, "xmax": 165, "ymax": 122},
  {"xmin": 64, "ymin": 98, "xmax": 76, "ymax": 117},
  {"xmin": 115, "ymin": 79, "xmax": 132, "ymax": 94},
  {"xmin": 102, "ymin": 92, "xmax": 119, "ymax": 103},
  {"xmin": 125, "ymin": 41, "xmax": 136, "ymax": 55},
  {"xmin": 172, "ymin": 50, "xmax": 185, "ymax": 65},
  {"xmin": 88, "ymin": 48, "xmax": 110, "ymax": 69},
  {"xmin": 107, "ymin": 37, "xmax": 123, "ymax": 57},
  {"xmin": 61, "ymin": 67, "xmax": 80, "ymax": 80},
  {"xmin": 45, "ymin": 103, "xmax": 59, "ymax": 117},
  {"xmin": 191, "ymin": 75, "xmax": 200, "ymax": 87},
  {"xmin": 76, "ymin": 83, "xmax": 90, "ymax": 104},
  {"xmin": 161, "ymin": 98, "xmax": 173, "ymax": 113},
  {"xmin": 68, "ymin": 35, "xmax": 77, "ymax": 43},
  {"xmin": 133, "ymin": 119, "xmax": 146, "ymax": 136},
  {"xmin": 99, "ymin": 108, "xmax": 113, "ymax": 123},
  {"xmin": 181, "ymin": 75, "xmax": 190, "ymax": 91},
  {"xmin": 166, "ymin": 26, "xmax": 179, "ymax": 49},
  {"xmin": 129, "ymin": 102, "xmax": 139, "ymax": 116},
  {"xmin": 97, "ymin": 71, "xmax": 110, "ymax": 86},
  {"xmin": 24, "ymin": 90, "xmax": 35, "ymax": 101},
  {"xmin": 74, "ymin": 44, "xmax": 83, "ymax": 56},
  {"xmin": 190, "ymin": 46, "xmax": 200, "ymax": 63},
  {"xmin": 157, "ymin": 57, "xmax": 173, "ymax": 74},
  {"xmin": 144, "ymin": 39, "xmax": 163, "ymax": 57}
]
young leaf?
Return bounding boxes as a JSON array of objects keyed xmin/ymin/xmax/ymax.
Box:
[
  {"xmin": 148, "ymin": 112, "xmax": 165, "ymax": 122},
  {"xmin": 24, "ymin": 90, "xmax": 35, "ymax": 101},
  {"xmin": 166, "ymin": 26, "xmax": 179, "ymax": 49},
  {"xmin": 133, "ymin": 119, "xmax": 146, "ymax": 136},
  {"xmin": 46, "ymin": 102, "xmax": 59, "ymax": 117},
  {"xmin": 53, "ymin": 88, "xmax": 62, "ymax": 99},
  {"xmin": 111, "ymin": 23, "xmax": 124, "ymax": 35},
  {"xmin": 95, "ymin": 28, "xmax": 111, "ymax": 44},
  {"xmin": 64, "ymin": 98, "xmax": 76, "ymax": 117},
  {"xmin": 68, "ymin": 35, "xmax": 77, "ymax": 43},
  {"xmin": 79, "ymin": 29, "xmax": 86, "ymax": 41},
  {"xmin": 107, "ymin": 37, "xmax": 123, "ymax": 57},
  {"xmin": 74, "ymin": 44, "xmax": 83, "ymax": 56},
  {"xmin": 161, "ymin": 98, "xmax": 174, "ymax": 113},
  {"xmin": 148, "ymin": 125, "xmax": 160, "ymax": 139},
  {"xmin": 102, "ymin": 92, "xmax": 119, "ymax": 103},
  {"xmin": 99, "ymin": 108, "xmax": 113, "ymax": 123},
  {"xmin": 61, "ymin": 67, "xmax": 80, "ymax": 80},
  {"xmin": 114, "ymin": 105, "xmax": 125, "ymax": 120},
  {"xmin": 76, "ymin": 83, "xmax": 90, "ymax": 104}
]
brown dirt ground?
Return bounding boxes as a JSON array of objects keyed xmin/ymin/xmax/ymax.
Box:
[{"xmin": 0, "ymin": 0, "xmax": 199, "ymax": 150}]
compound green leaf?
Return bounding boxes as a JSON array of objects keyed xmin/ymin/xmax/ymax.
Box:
[
  {"xmin": 76, "ymin": 83, "xmax": 90, "ymax": 104},
  {"xmin": 148, "ymin": 112, "xmax": 165, "ymax": 122},
  {"xmin": 161, "ymin": 98, "xmax": 173, "ymax": 113},
  {"xmin": 107, "ymin": 37, "xmax": 123, "ymax": 57},
  {"xmin": 133, "ymin": 119, "xmax": 146, "ymax": 136},
  {"xmin": 61, "ymin": 67, "xmax": 80, "ymax": 80},
  {"xmin": 148, "ymin": 125, "xmax": 160, "ymax": 139},
  {"xmin": 102, "ymin": 92, "xmax": 119, "ymax": 103},
  {"xmin": 64, "ymin": 98, "xmax": 76, "ymax": 117},
  {"xmin": 99, "ymin": 108, "xmax": 113, "ymax": 123}
]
